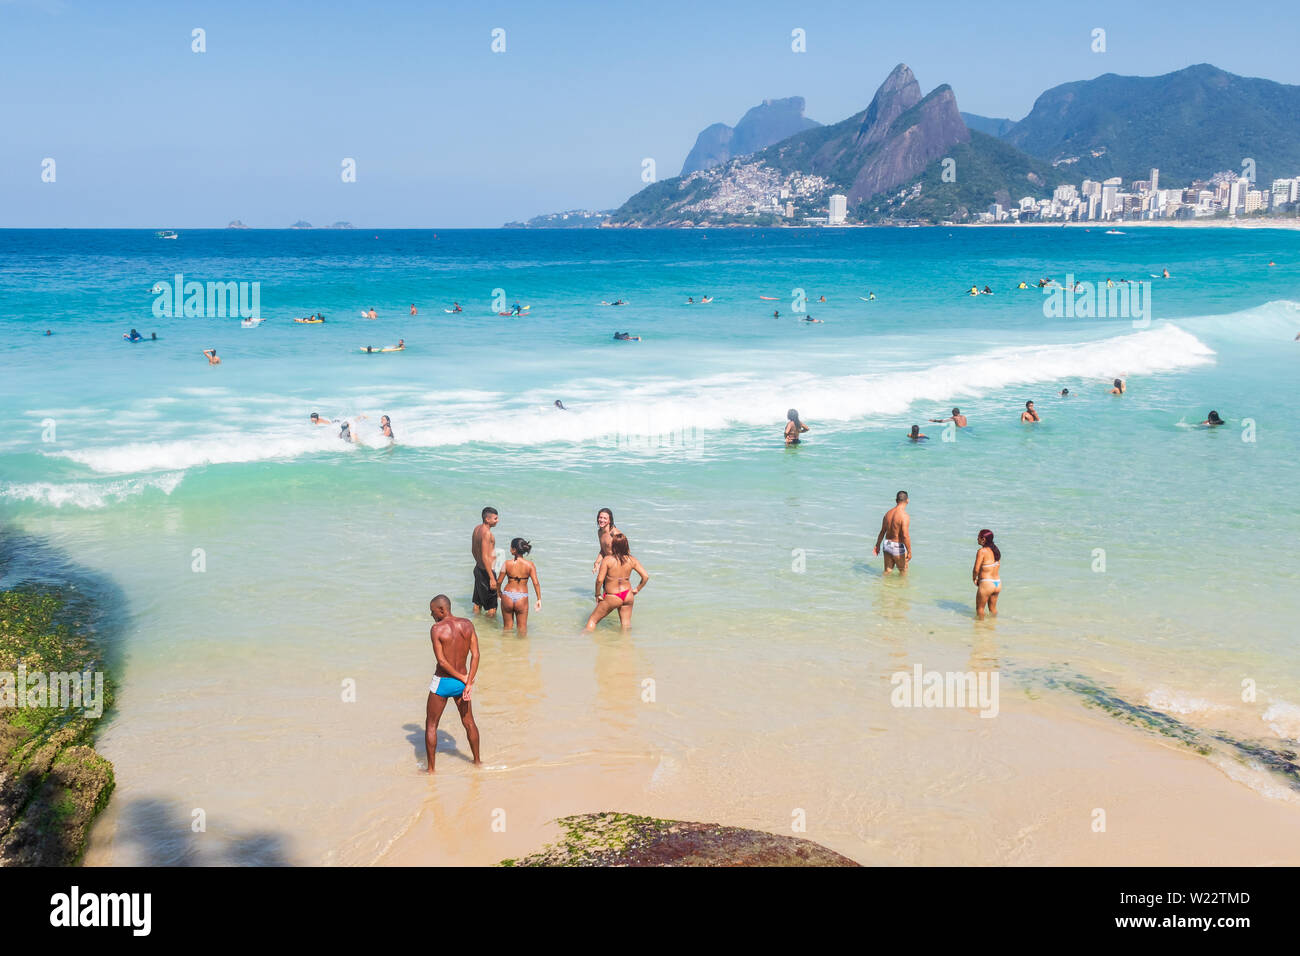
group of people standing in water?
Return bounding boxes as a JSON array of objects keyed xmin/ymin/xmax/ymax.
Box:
[{"xmin": 424, "ymin": 506, "xmax": 652, "ymax": 772}]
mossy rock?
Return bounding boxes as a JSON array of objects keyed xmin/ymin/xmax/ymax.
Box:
[
  {"xmin": 503, "ymin": 812, "xmax": 859, "ymax": 867},
  {"xmin": 0, "ymin": 587, "xmax": 116, "ymax": 866}
]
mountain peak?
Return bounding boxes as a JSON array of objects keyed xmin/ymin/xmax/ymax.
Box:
[
  {"xmin": 680, "ymin": 97, "xmax": 820, "ymax": 175},
  {"xmin": 855, "ymin": 64, "xmax": 923, "ymax": 148}
]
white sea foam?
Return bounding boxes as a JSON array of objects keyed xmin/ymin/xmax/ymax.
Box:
[
  {"xmin": 1263, "ymin": 701, "xmax": 1300, "ymax": 743},
  {"xmin": 1, "ymin": 472, "xmax": 184, "ymax": 509},
  {"xmin": 1145, "ymin": 688, "xmax": 1230, "ymax": 717},
  {"xmin": 47, "ymin": 323, "xmax": 1215, "ymax": 475}
]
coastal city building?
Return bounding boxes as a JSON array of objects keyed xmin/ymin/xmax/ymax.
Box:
[{"xmin": 828, "ymin": 194, "xmax": 847, "ymax": 225}]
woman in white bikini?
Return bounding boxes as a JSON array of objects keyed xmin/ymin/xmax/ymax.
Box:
[
  {"xmin": 497, "ymin": 538, "xmax": 541, "ymax": 636},
  {"xmin": 586, "ymin": 533, "xmax": 649, "ymax": 631},
  {"xmin": 972, "ymin": 529, "xmax": 1001, "ymax": 620}
]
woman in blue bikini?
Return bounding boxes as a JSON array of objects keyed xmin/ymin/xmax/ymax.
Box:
[
  {"xmin": 497, "ymin": 538, "xmax": 541, "ymax": 636},
  {"xmin": 973, "ymin": 529, "xmax": 1001, "ymax": 620}
]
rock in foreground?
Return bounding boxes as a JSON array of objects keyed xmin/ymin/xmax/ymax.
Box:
[{"xmin": 501, "ymin": 812, "xmax": 859, "ymax": 867}]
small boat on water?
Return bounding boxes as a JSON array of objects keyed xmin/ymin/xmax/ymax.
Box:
[
  {"xmin": 1105, "ymin": 229, "xmax": 1125, "ymax": 235},
  {"xmin": 156, "ymin": 230, "xmax": 179, "ymax": 239}
]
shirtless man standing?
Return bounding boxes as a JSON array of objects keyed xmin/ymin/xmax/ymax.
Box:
[
  {"xmin": 593, "ymin": 508, "xmax": 620, "ymax": 574},
  {"xmin": 472, "ymin": 507, "xmax": 500, "ymax": 616},
  {"xmin": 873, "ymin": 491, "xmax": 912, "ymax": 575},
  {"xmin": 424, "ymin": 595, "xmax": 480, "ymax": 774}
]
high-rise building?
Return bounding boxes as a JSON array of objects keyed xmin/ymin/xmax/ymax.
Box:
[
  {"xmin": 828, "ymin": 194, "xmax": 847, "ymax": 225},
  {"xmin": 1244, "ymin": 189, "xmax": 1266, "ymax": 213},
  {"xmin": 1101, "ymin": 185, "xmax": 1119, "ymax": 218},
  {"xmin": 1053, "ymin": 184, "xmax": 1078, "ymax": 204},
  {"xmin": 1228, "ymin": 179, "xmax": 1246, "ymax": 215},
  {"xmin": 1150, "ymin": 168, "xmax": 1160, "ymax": 192},
  {"xmin": 1081, "ymin": 179, "xmax": 1101, "ymax": 199}
]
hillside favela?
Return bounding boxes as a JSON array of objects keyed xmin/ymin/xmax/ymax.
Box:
[{"xmin": 527, "ymin": 63, "xmax": 1300, "ymax": 228}]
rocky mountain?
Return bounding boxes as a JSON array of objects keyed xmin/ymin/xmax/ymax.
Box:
[
  {"xmin": 613, "ymin": 65, "xmax": 972, "ymax": 225},
  {"xmin": 1005, "ymin": 64, "xmax": 1300, "ymax": 184},
  {"xmin": 961, "ymin": 112, "xmax": 1017, "ymax": 138},
  {"xmin": 504, "ymin": 209, "xmax": 614, "ymax": 228},
  {"xmin": 680, "ymin": 97, "xmax": 821, "ymax": 175}
]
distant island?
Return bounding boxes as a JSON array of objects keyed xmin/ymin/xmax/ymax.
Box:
[
  {"xmin": 290, "ymin": 220, "xmax": 312, "ymax": 229},
  {"xmin": 328, "ymin": 221, "xmax": 355, "ymax": 230},
  {"xmin": 504, "ymin": 209, "xmax": 613, "ymax": 229},
  {"xmin": 226, "ymin": 219, "xmax": 250, "ymax": 229}
]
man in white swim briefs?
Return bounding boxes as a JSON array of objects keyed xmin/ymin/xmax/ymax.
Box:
[
  {"xmin": 874, "ymin": 490, "xmax": 913, "ymax": 575},
  {"xmin": 425, "ymin": 595, "xmax": 481, "ymax": 774}
]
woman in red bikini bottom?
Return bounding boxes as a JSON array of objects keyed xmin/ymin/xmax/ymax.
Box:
[{"xmin": 585, "ymin": 532, "xmax": 649, "ymax": 631}]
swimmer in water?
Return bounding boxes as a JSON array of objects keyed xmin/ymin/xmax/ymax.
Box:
[
  {"xmin": 593, "ymin": 508, "xmax": 620, "ymax": 574},
  {"xmin": 868, "ymin": 292, "xmax": 876, "ymax": 300},
  {"xmin": 818, "ymin": 295, "xmax": 826, "ymax": 303},
  {"xmin": 908, "ymin": 425, "xmax": 928, "ymax": 441},
  {"xmin": 338, "ymin": 420, "xmax": 358, "ymax": 442},
  {"xmin": 873, "ymin": 491, "xmax": 912, "ymax": 575},
  {"xmin": 773, "ymin": 309, "xmax": 780, "ymax": 319},
  {"xmin": 497, "ymin": 538, "xmax": 541, "ymax": 636},
  {"xmin": 803, "ymin": 315, "xmax": 823, "ymax": 323},
  {"xmin": 1020, "ymin": 400, "xmax": 1040, "ymax": 423},
  {"xmin": 969, "ymin": 285, "xmax": 980, "ymax": 296},
  {"xmin": 972, "ymin": 529, "xmax": 1001, "ymax": 620},
  {"xmin": 785, "ymin": 408, "xmax": 809, "ymax": 445},
  {"xmin": 451, "ymin": 302, "xmax": 462, "ymax": 313},
  {"xmin": 613, "ymin": 332, "xmax": 641, "ymax": 341},
  {"xmin": 982, "ymin": 285, "xmax": 994, "ymax": 295},
  {"xmin": 368, "ymin": 308, "xmax": 378, "ymax": 319},
  {"xmin": 929, "ymin": 407, "xmax": 967, "ymax": 427},
  {"xmin": 410, "ymin": 304, "xmax": 417, "ymax": 315},
  {"xmin": 1060, "ymin": 388, "xmax": 1070, "ymax": 397},
  {"xmin": 380, "ymin": 415, "xmax": 395, "ymax": 440},
  {"xmin": 1161, "ymin": 268, "xmax": 1170, "ymax": 279},
  {"xmin": 424, "ymin": 595, "xmax": 481, "ymax": 774},
  {"xmin": 1200, "ymin": 410, "xmax": 1225, "ymax": 427},
  {"xmin": 1109, "ymin": 378, "xmax": 1125, "ymax": 395},
  {"xmin": 309, "ymin": 412, "xmax": 332, "ymax": 426},
  {"xmin": 585, "ymin": 533, "xmax": 649, "ymax": 631},
  {"xmin": 1017, "ymin": 281, "xmax": 1028, "ymax": 290},
  {"xmin": 45, "ymin": 329, "xmax": 52, "ymax": 336},
  {"xmin": 396, "ymin": 339, "xmax": 405, "ymax": 350},
  {"xmin": 554, "ymin": 400, "xmax": 566, "ymax": 410},
  {"xmin": 686, "ymin": 297, "xmax": 694, "ymax": 304},
  {"xmin": 202, "ymin": 348, "xmax": 220, "ymax": 365}
]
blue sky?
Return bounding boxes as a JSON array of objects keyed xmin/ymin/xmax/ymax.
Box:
[{"xmin": 3, "ymin": 0, "xmax": 1298, "ymax": 227}]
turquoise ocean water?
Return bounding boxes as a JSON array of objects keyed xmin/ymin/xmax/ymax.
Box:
[{"xmin": 2, "ymin": 226, "xmax": 1298, "ymax": 863}]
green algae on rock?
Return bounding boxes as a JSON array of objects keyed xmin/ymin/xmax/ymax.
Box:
[
  {"xmin": 0, "ymin": 587, "xmax": 116, "ymax": 866},
  {"xmin": 501, "ymin": 812, "xmax": 859, "ymax": 867}
]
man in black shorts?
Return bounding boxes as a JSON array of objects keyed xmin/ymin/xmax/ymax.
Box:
[{"xmin": 471, "ymin": 506, "xmax": 500, "ymax": 616}]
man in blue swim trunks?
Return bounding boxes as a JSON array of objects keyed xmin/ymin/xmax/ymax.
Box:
[{"xmin": 425, "ymin": 594, "xmax": 481, "ymax": 774}]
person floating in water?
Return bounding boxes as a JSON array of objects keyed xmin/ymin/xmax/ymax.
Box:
[
  {"xmin": 929, "ymin": 407, "xmax": 967, "ymax": 427},
  {"xmin": 773, "ymin": 309, "xmax": 780, "ymax": 318},
  {"xmin": 124, "ymin": 328, "xmax": 142, "ymax": 341},
  {"xmin": 44, "ymin": 329, "xmax": 52, "ymax": 336},
  {"xmin": 410, "ymin": 304, "xmax": 418, "ymax": 315},
  {"xmin": 309, "ymin": 412, "xmax": 331, "ymax": 426},
  {"xmin": 972, "ymin": 529, "xmax": 1001, "ymax": 621},
  {"xmin": 424, "ymin": 595, "xmax": 481, "ymax": 774},
  {"xmin": 1161, "ymin": 268, "xmax": 1170, "ymax": 279},
  {"xmin": 338, "ymin": 420, "xmax": 357, "ymax": 442},
  {"xmin": 451, "ymin": 302, "xmax": 462, "ymax": 313},
  {"xmin": 968, "ymin": 285, "xmax": 979, "ymax": 296},
  {"xmin": 686, "ymin": 297, "xmax": 694, "ymax": 304},
  {"xmin": 1200, "ymin": 410, "xmax": 1225, "ymax": 427},
  {"xmin": 867, "ymin": 291, "xmax": 876, "ymax": 300},
  {"xmin": 367, "ymin": 308, "xmax": 378, "ymax": 318},
  {"xmin": 785, "ymin": 408, "xmax": 809, "ymax": 445},
  {"xmin": 586, "ymin": 532, "xmax": 649, "ymax": 631},
  {"xmin": 471, "ymin": 507, "xmax": 500, "ymax": 617},
  {"xmin": 1020, "ymin": 400, "xmax": 1040, "ymax": 423},
  {"xmin": 818, "ymin": 295, "xmax": 826, "ymax": 303},
  {"xmin": 497, "ymin": 538, "xmax": 541, "ymax": 636},
  {"xmin": 1060, "ymin": 388, "xmax": 1070, "ymax": 397},
  {"xmin": 874, "ymin": 491, "xmax": 912, "ymax": 575},
  {"xmin": 510, "ymin": 302, "xmax": 522, "ymax": 316},
  {"xmin": 907, "ymin": 425, "xmax": 929, "ymax": 441},
  {"xmin": 1017, "ymin": 282, "xmax": 1028, "ymax": 290},
  {"xmin": 1109, "ymin": 378, "xmax": 1125, "ymax": 395},
  {"xmin": 379, "ymin": 415, "xmax": 395, "ymax": 440},
  {"xmin": 613, "ymin": 331, "xmax": 641, "ymax": 341},
  {"xmin": 982, "ymin": 285, "xmax": 994, "ymax": 295},
  {"xmin": 150, "ymin": 332, "xmax": 157, "ymax": 340},
  {"xmin": 803, "ymin": 315, "xmax": 823, "ymax": 323},
  {"xmin": 202, "ymin": 348, "xmax": 220, "ymax": 365},
  {"xmin": 554, "ymin": 400, "xmax": 566, "ymax": 410}
]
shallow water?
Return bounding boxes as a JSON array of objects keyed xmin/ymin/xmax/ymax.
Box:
[{"xmin": 1, "ymin": 227, "xmax": 1297, "ymax": 864}]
